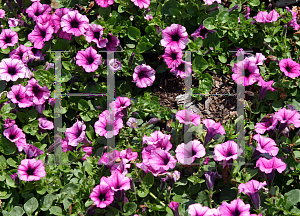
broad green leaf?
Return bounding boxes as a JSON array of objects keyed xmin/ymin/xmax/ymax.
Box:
[
  {"xmin": 1, "ymin": 103, "xmax": 15, "ymax": 114},
  {"xmin": 123, "ymin": 202, "xmax": 137, "ymax": 215},
  {"xmin": 78, "ymin": 99, "xmax": 90, "ymax": 111},
  {"xmin": 49, "ymin": 206, "xmax": 63, "ymax": 215},
  {"xmin": 128, "ymin": 26, "xmax": 141, "ymax": 41},
  {"xmin": 218, "ymin": 11, "xmax": 229, "ymax": 23},
  {"xmin": 0, "ymin": 155, "xmax": 7, "ymax": 169},
  {"xmin": 192, "ymin": 55, "xmax": 208, "ymax": 72},
  {"xmin": 199, "ymin": 73, "xmax": 214, "ymax": 94},
  {"xmin": 143, "ymin": 172, "xmax": 154, "ymax": 188},
  {"xmin": 7, "ymin": 158, "xmax": 17, "ymax": 168},
  {"xmin": 162, "ymin": 0, "xmax": 178, "ymax": 16},
  {"xmin": 218, "ymin": 54, "xmax": 227, "ymax": 63},
  {"xmin": 53, "ymin": 38, "xmax": 70, "ymax": 51},
  {"xmin": 248, "ymin": 0, "xmax": 260, "ymax": 6},
  {"xmin": 10, "ymin": 206, "xmax": 25, "ymax": 216},
  {"xmin": 1, "ymin": 139, "xmax": 16, "ymax": 155},
  {"xmin": 60, "ymin": 183, "xmax": 80, "ymax": 197},
  {"xmin": 203, "ymin": 17, "xmax": 215, "ymax": 30},
  {"xmin": 24, "ymin": 197, "xmax": 38, "ymax": 215}
]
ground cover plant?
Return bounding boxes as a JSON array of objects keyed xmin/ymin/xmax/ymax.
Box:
[{"xmin": 1, "ymin": 0, "xmax": 300, "ymax": 215}]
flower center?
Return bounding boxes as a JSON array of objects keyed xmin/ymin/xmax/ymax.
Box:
[
  {"xmin": 4, "ymin": 36, "xmax": 12, "ymax": 44},
  {"xmin": 227, "ymin": 151, "xmax": 233, "ymax": 157},
  {"xmin": 138, "ymin": 71, "xmax": 148, "ymax": 79},
  {"xmin": 178, "ymin": 62, "xmax": 185, "ymax": 71},
  {"xmin": 32, "ymin": 86, "xmax": 41, "ymax": 97},
  {"xmin": 75, "ymin": 130, "xmax": 81, "ymax": 138},
  {"xmin": 15, "ymin": 94, "xmax": 22, "ymax": 101},
  {"xmin": 171, "ymin": 52, "xmax": 177, "ymax": 60},
  {"xmin": 286, "ymin": 65, "xmax": 291, "ymax": 72},
  {"xmin": 34, "ymin": 10, "xmax": 41, "ymax": 16},
  {"xmin": 27, "ymin": 167, "xmax": 35, "ymax": 175},
  {"xmin": 99, "ymin": 193, "xmax": 106, "ymax": 201},
  {"xmin": 163, "ymin": 156, "xmax": 169, "ymax": 165},
  {"xmin": 171, "ymin": 34, "xmax": 180, "ymax": 42},
  {"xmin": 86, "ymin": 56, "xmax": 94, "ymax": 65},
  {"xmin": 8, "ymin": 67, "xmax": 16, "ymax": 75},
  {"xmin": 191, "ymin": 148, "xmax": 197, "ymax": 157},
  {"xmin": 9, "ymin": 134, "xmax": 16, "ymax": 140},
  {"xmin": 244, "ymin": 69, "xmax": 250, "ymax": 77},
  {"xmin": 94, "ymin": 31, "xmax": 100, "ymax": 39},
  {"xmin": 200, "ymin": 28, "xmax": 208, "ymax": 36},
  {"xmin": 40, "ymin": 30, "xmax": 46, "ymax": 38},
  {"xmin": 232, "ymin": 209, "xmax": 241, "ymax": 216},
  {"xmin": 71, "ymin": 20, "xmax": 79, "ymax": 28}
]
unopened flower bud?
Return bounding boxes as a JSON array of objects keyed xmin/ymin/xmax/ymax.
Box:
[{"xmin": 128, "ymin": 52, "xmax": 135, "ymax": 66}]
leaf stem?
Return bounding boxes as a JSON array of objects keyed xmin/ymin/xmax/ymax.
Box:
[{"xmin": 149, "ymin": 192, "xmax": 166, "ymax": 207}]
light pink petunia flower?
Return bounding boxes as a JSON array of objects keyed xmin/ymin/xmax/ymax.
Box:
[
  {"xmin": 175, "ymin": 109, "xmax": 201, "ymax": 126},
  {"xmin": 95, "ymin": 0, "xmax": 114, "ymax": 8},
  {"xmin": 161, "ymin": 24, "xmax": 189, "ymax": 50},
  {"xmin": 254, "ymin": 9, "xmax": 279, "ymax": 24},
  {"xmin": 0, "ymin": 29, "xmax": 18, "ymax": 49},
  {"xmin": 132, "ymin": 64, "xmax": 156, "ymax": 88},
  {"xmin": 18, "ymin": 159, "xmax": 46, "ymax": 181},
  {"xmin": 175, "ymin": 140, "xmax": 206, "ymax": 165},
  {"xmin": 38, "ymin": 117, "xmax": 54, "ymax": 130},
  {"xmin": 94, "ymin": 110, "xmax": 123, "ymax": 138},
  {"xmin": 131, "ymin": 0, "xmax": 150, "ymax": 9}
]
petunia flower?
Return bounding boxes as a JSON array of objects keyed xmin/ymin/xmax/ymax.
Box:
[
  {"xmin": 120, "ymin": 148, "xmax": 138, "ymax": 162},
  {"xmin": 274, "ymin": 107, "xmax": 300, "ymax": 134},
  {"xmin": 170, "ymin": 60, "xmax": 192, "ymax": 78},
  {"xmin": 98, "ymin": 150, "xmax": 120, "ymax": 167},
  {"xmin": 238, "ymin": 180, "xmax": 267, "ymax": 209},
  {"xmin": 18, "ymin": 159, "xmax": 46, "ymax": 181},
  {"xmin": 279, "ymin": 58, "xmax": 300, "ymax": 79},
  {"xmin": 204, "ymin": 171, "xmax": 222, "ymax": 191},
  {"xmin": 106, "ymin": 32, "xmax": 120, "ymax": 51},
  {"xmin": 188, "ymin": 203, "xmax": 215, "ymax": 216},
  {"xmin": 89, "ymin": 177, "xmax": 115, "ymax": 208},
  {"xmin": 95, "ymin": 0, "xmax": 114, "ymax": 8},
  {"xmin": 131, "ymin": 0, "xmax": 150, "ymax": 9},
  {"xmin": 85, "ymin": 24, "xmax": 108, "ymax": 48},
  {"xmin": 286, "ymin": 6, "xmax": 300, "ymax": 31},
  {"xmin": 161, "ymin": 24, "xmax": 189, "ymax": 50},
  {"xmin": 255, "ymin": 157, "xmax": 287, "ymax": 186},
  {"xmin": 169, "ymin": 201, "xmax": 179, "ymax": 216},
  {"xmin": 52, "ymin": 8, "xmax": 72, "ymax": 40},
  {"xmin": 65, "ymin": 120, "xmax": 87, "ymax": 147},
  {"xmin": 203, "ymin": 119, "xmax": 226, "ymax": 146},
  {"xmin": 28, "ymin": 25, "xmax": 54, "ymax": 49},
  {"xmin": 142, "ymin": 130, "xmax": 172, "ymax": 151},
  {"xmin": 36, "ymin": 13, "xmax": 53, "ymax": 30},
  {"xmin": 94, "ymin": 110, "xmax": 123, "ymax": 138},
  {"xmin": 4, "ymin": 118, "xmax": 15, "ymax": 128},
  {"xmin": 175, "ymin": 140, "xmax": 206, "ymax": 165},
  {"xmin": 203, "ymin": 0, "xmax": 221, "ymax": 6},
  {"xmin": 144, "ymin": 14, "xmax": 153, "ymax": 21},
  {"xmin": 0, "ymin": 9, "xmax": 5, "ymax": 18},
  {"xmin": 26, "ymin": 1, "xmax": 52, "ymax": 21},
  {"xmin": 253, "ymin": 134, "xmax": 278, "ymax": 157},
  {"xmin": 132, "ymin": 64, "xmax": 156, "ymax": 88},
  {"xmin": 108, "ymin": 59, "xmax": 122, "ymax": 72},
  {"xmin": 10, "ymin": 45, "xmax": 35, "ymax": 64},
  {"xmin": 191, "ymin": 23, "xmax": 217, "ymax": 41},
  {"xmin": 76, "ymin": 46, "xmax": 102, "ymax": 72},
  {"xmin": 218, "ymin": 198, "xmax": 251, "ymax": 216},
  {"xmin": 25, "ymin": 78, "xmax": 51, "ymax": 105},
  {"xmin": 257, "ymin": 77, "xmax": 276, "ymax": 101},
  {"xmin": 162, "ymin": 47, "xmax": 183, "ymax": 69},
  {"xmin": 213, "ymin": 141, "xmax": 243, "ymax": 167},
  {"xmin": 7, "ymin": 84, "xmax": 33, "ymax": 108},
  {"xmin": 126, "ymin": 117, "xmax": 139, "ymax": 128},
  {"xmin": 3, "ymin": 124, "xmax": 26, "ymax": 143},
  {"xmin": 38, "ymin": 117, "xmax": 54, "ymax": 130},
  {"xmin": 23, "ymin": 144, "xmax": 44, "ymax": 159},
  {"xmin": 254, "ymin": 113, "xmax": 278, "ymax": 135},
  {"xmin": 232, "ymin": 58, "xmax": 260, "ymax": 86},
  {"xmin": 247, "ymin": 53, "xmax": 266, "ymax": 66},
  {"xmin": 0, "ymin": 29, "xmax": 18, "ymax": 49},
  {"xmin": 254, "ymin": 9, "xmax": 279, "ymax": 24},
  {"xmin": 61, "ymin": 10, "xmax": 89, "ymax": 37},
  {"xmin": 103, "ymin": 170, "xmax": 131, "ymax": 191},
  {"xmin": 175, "ymin": 109, "xmax": 201, "ymax": 126}
]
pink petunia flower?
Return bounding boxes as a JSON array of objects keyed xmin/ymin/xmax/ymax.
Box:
[
  {"xmin": 52, "ymin": 8, "xmax": 72, "ymax": 40},
  {"xmin": 98, "ymin": 150, "xmax": 120, "ymax": 167},
  {"xmin": 7, "ymin": 84, "xmax": 34, "ymax": 108},
  {"xmin": 103, "ymin": 170, "xmax": 131, "ymax": 191},
  {"xmin": 25, "ymin": 78, "xmax": 51, "ymax": 105},
  {"xmin": 85, "ymin": 24, "xmax": 108, "ymax": 48},
  {"xmin": 23, "ymin": 144, "xmax": 44, "ymax": 159},
  {"xmin": 162, "ymin": 47, "xmax": 183, "ymax": 69},
  {"xmin": 61, "ymin": 10, "xmax": 89, "ymax": 37},
  {"xmin": 10, "ymin": 45, "xmax": 35, "ymax": 64},
  {"xmin": 255, "ymin": 157, "xmax": 287, "ymax": 186},
  {"xmin": 203, "ymin": 0, "xmax": 221, "ymax": 5},
  {"xmin": 254, "ymin": 9, "xmax": 279, "ymax": 24},
  {"xmin": 238, "ymin": 180, "xmax": 267, "ymax": 209},
  {"xmin": 279, "ymin": 58, "xmax": 300, "ymax": 79},
  {"xmin": 131, "ymin": 0, "xmax": 150, "ymax": 9},
  {"xmin": 202, "ymin": 119, "xmax": 226, "ymax": 146},
  {"xmin": 254, "ymin": 113, "xmax": 278, "ymax": 135},
  {"xmin": 132, "ymin": 64, "xmax": 156, "ymax": 88},
  {"xmin": 232, "ymin": 58, "xmax": 260, "ymax": 86},
  {"xmin": 76, "ymin": 46, "xmax": 102, "ymax": 73},
  {"xmin": 170, "ymin": 60, "xmax": 192, "ymax": 78},
  {"xmin": 253, "ymin": 134, "xmax": 278, "ymax": 156},
  {"xmin": 144, "ymin": 14, "xmax": 153, "ymax": 21},
  {"xmin": 106, "ymin": 33, "xmax": 120, "ymax": 51},
  {"xmin": 286, "ymin": 6, "xmax": 300, "ymax": 30},
  {"xmin": 257, "ymin": 77, "xmax": 276, "ymax": 101},
  {"xmin": 188, "ymin": 203, "xmax": 215, "ymax": 216},
  {"xmin": 247, "ymin": 53, "xmax": 266, "ymax": 66},
  {"xmin": 161, "ymin": 24, "xmax": 189, "ymax": 50},
  {"xmin": 4, "ymin": 118, "xmax": 15, "ymax": 128},
  {"xmin": 191, "ymin": 24, "xmax": 217, "ymax": 41},
  {"xmin": 274, "ymin": 107, "xmax": 300, "ymax": 128},
  {"xmin": 175, "ymin": 109, "xmax": 201, "ymax": 126},
  {"xmin": 204, "ymin": 171, "xmax": 222, "ymax": 190},
  {"xmin": 38, "ymin": 117, "xmax": 54, "ymax": 130},
  {"xmin": 94, "ymin": 110, "xmax": 123, "ymax": 138},
  {"xmin": 95, "ymin": 0, "xmax": 114, "ymax": 8},
  {"xmin": 175, "ymin": 140, "xmax": 206, "ymax": 165},
  {"xmin": 3, "ymin": 124, "xmax": 26, "ymax": 143},
  {"xmin": 218, "ymin": 198, "xmax": 251, "ymax": 216},
  {"xmin": 28, "ymin": 25, "xmax": 54, "ymax": 49},
  {"xmin": 89, "ymin": 177, "xmax": 115, "ymax": 208},
  {"xmin": 108, "ymin": 59, "xmax": 122, "ymax": 72},
  {"xmin": 126, "ymin": 117, "xmax": 139, "ymax": 128},
  {"xmin": 0, "ymin": 29, "xmax": 18, "ymax": 49},
  {"xmin": 65, "ymin": 120, "xmax": 87, "ymax": 147},
  {"xmin": 25, "ymin": 1, "xmax": 52, "ymax": 21},
  {"xmin": 213, "ymin": 141, "xmax": 243, "ymax": 167},
  {"xmin": 0, "ymin": 9, "xmax": 5, "ymax": 18},
  {"xmin": 142, "ymin": 130, "xmax": 172, "ymax": 151},
  {"xmin": 120, "ymin": 148, "xmax": 138, "ymax": 162},
  {"xmin": 18, "ymin": 159, "xmax": 46, "ymax": 181},
  {"xmin": 169, "ymin": 202, "xmax": 179, "ymax": 216}
]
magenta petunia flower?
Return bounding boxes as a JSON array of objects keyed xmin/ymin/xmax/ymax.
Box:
[
  {"xmin": 286, "ymin": 6, "xmax": 300, "ymax": 31},
  {"xmin": 65, "ymin": 120, "xmax": 87, "ymax": 147},
  {"xmin": 274, "ymin": 107, "xmax": 300, "ymax": 129},
  {"xmin": 0, "ymin": 9, "xmax": 5, "ymax": 18},
  {"xmin": 89, "ymin": 177, "xmax": 115, "ymax": 208},
  {"xmin": 203, "ymin": 0, "xmax": 221, "ymax": 5},
  {"xmin": 61, "ymin": 10, "xmax": 89, "ymax": 37},
  {"xmin": 247, "ymin": 53, "xmax": 266, "ymax": 66},
  {"xmin": 85, "ymin": 24, "xmax": 108, "ymax": 48},
  {"xmin": 3, "ymin": 124, "xmax": 26, "ymax": 143},
  {"xmin": 203, "ymin": 119, "xmax": 226, "ymax": 146},
  {"xmin": 257, "ymin": 77, "xmax": 276, "ymax": 101},
  {"xmin": 131, "ymin": 0, "xmax": 150, "ymax": 9},
  {"xmin": 36, "ymin": 13, "xmax": 53, "ymax": 30},
  {"xmin": 25, "ymin": 78, "xmax": 51, "ymax": 105},
  {"xmin": 94, "ymin": 110, "xmax": 123, "ymax": 138},
  {"xmin": 191, "ymin": 24, "xmax": 217, "ymax": 41},
  {"xmin": 161, "ymin": 24, "xmax": 189, "ymax": 50},
  {"xmin": 255, "ymin": 157, "xmax": 286, "ymax": 186},
  {"xmin": 103, "ymin": 170, "xmax": 131, "ymax": 191},
  {"xmin": 144, "ymin": 14, "xmax": 153, "ymax": 21},
  {"xmin": 106, "ymin": 33, "xmax": 120, "ymax": 51},
  {"xmin": 254, "ymin": 9, "xmax": 279, "ymax": 24},
  {"xmin": 132, "ymin": 64, "xmax": 156, "ymax": 88},
  {"xmin": 213, "ymin": 141, "xmax": 243, "ymax": 167},
  {"xmin": 25, "ymin": 1, "xmax": 52, "ymax": 21},
  {"xmin": 7, "ymin": 84, "xmax": 33, "ymax": 108},
  {"xmin": 175, "ymin": 140, "xmax": 206, "ymax": 165},
  {"xmin": 120, "ymin": 148, "xmax": 138, "ymax": 162},
  {"xmin": 4, "ymin": 118, "xmax": 15, "ymax": 128},
  {"xmin": 204, "ymin": 171, "xmax": 222, "ymax": 190},
  {"xmin": 28, "ymin": 25, "xmax": 54, "ymax": 49},
  {"xmin": 95, "ymin": 0, "xmax": 114, "ymax": 8},
  {"xmin": 218, "ymin": 198, "xmax": 251, "ymax": 216},
  {"xmin": 80, "ymin": 144, "xmax": 93, "ymax": 161},
  {"xmin": 61, "ymin": 139, "xmax": 75, "ymax": 153},
  {"xmin": 23, "ymin": 144, "xmax": 44, "ymax": 159},
  {"xmin": 38, "ymin": 117, "xmax": 54, "ymax": 130},
  {"xmin": 170, "ymin": 60, "xmax": 192, "ymax": 78},
  {"xmin": 52, "ymin": 8, "xmax": 72, "ymax": 40},
  {"xmin": 175, "ymin": 109, "xmax": 201, "ymax": 126},
  {"xmin": 142, "ymin": 130, "xmax": 172, "ymax": 151},
  {"xmin": 238, "ymin": 180, "xmax": 267, "ymax": 209},
  {"xmin": 188, "ymin": 203, "xmax": 214, "ymax": 216},
  {"xmin": 0, "ymin": 29, "xmax": 18, "ymax": 49},
  {"xmin": 169, "ymin": 201, "xmax": 179, "ymax": 216},
  {"xmin": 98, "ymin": 150, "xmax": 120, "ymax": 167},
  {"xmin": 114, "ymin": 96, "xmax": 131, "ymax": 110},
  {"xmin": 232, "ymin": 59, "xmax": 260, "ymax": 86},
  {"xmin": 10, "ymin": 45, "xmax": 35, "ymax": 64},
  {"xmin": 76, "ymin": 46, "xmax": 102, "ymax": 73},
  {"xmin": 126, "ymin": 117, "xmax": 139, "ymax": 128},
  {"xmin": 18, "ymin": 159, "xmax": 46, "ymax": 181},
  {"xmin": 279, "ymin": 58, "xmax": 300, "ymax": 79},
  {"xmin": 162, "ymin": 47, "xmax": 183, "ymax": 69},
  {"xmin": 255, "ymin": 114, "xmax": 278, "ymax": 135},
  {"xmin": 110, "ymin": 160, "xmax": 131, "ymax": 175},
  {"xmin": 253, "ymin": 134, "xmax": 278, "ymax": 156}
]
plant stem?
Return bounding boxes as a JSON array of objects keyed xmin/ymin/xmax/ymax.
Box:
[{"xmin": 150, "ymin": 192, "xmax": 166, "ymax": 207}]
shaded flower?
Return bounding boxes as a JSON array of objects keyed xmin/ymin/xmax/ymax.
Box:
[
  {"xmin": 18, "ymin": 159, "xmax": 46, "ymax": 181},
  {"xmin": 132, "ymin": 64, "xmax": 156, "ymax": 88},
  {"xmin": 279, "ymin": 58, "xmax": 300, "ymax": 79},
  {"xmin": 23, "ymin": 144, "xmax": 44, "ymax": 159},
  {"xmin": 4, "ymin": 118, "xmax": 15, "ymax": 128},
  {"xmin": 3, "ymin": 124, "xmax": 26, "ymax": 143},
  {"xmin": 162, "ymin": 47, "xmax": 183, "ymax": 69},
  {"xmin": 28, "ymin": 25, "xmax": 54, "ymax": 49},
  {"xmin": 108, "ymin": 58, "xmax": 122, "ymax": 72},
  {"xmin": 61, "ymin": 10, "xmax": 89, "ymax": 37},
  {"xmin": 175, "ymin": 140, "xmax": 206, "ymax": 165},
  {"xmin": 218, "ymin": 198, "xmax": 250, "ymax": 216},
  {"xmin": 85, "ymin": 24, "xmax": 108, "ymax": 48},
  {"xmin": 253, "ymin": 134, "xmax": 278, "ymax": 156},
  {"xmin": 170, "ymin": 60, "xmax": 192, "ymax": 78},
  {"xmin": 254, "ymin": 9, "xmax": 279, "ymax": 23},
  {"xmin": 144, "ymin": 14, "xmax": 153, "ymax": 21},
  {"xmin": 95, "ymin": 0, "xmax": 114, "ymax": 8},
  {"xmin": 238, "ymin": 180, "xmax": 267, "ymax": 209},
  {"xmin": 89, "ymin": 177, "xmax": 115, "ymax": 208},
  {"xmin": 203, "ymin": 119, "xmax": 226, "ymax": 146},
  {"xmin": 94, "ymin": 110, "xmax": 123, "ymax": 138},
  {"xmin": 25, "ymin": 78, "xmax": 51, "ymax": 105},
  {"xmin": 204, "ymin": 171, "xmax": 222, "ymax": 190},
  {"xmin": 76, "ymin": 46, "xmax": 102, "ymax": 73},
  {"xmin": 25, "ymin": 1, "xmax": 52, "ymax": 21},
  {"xmin": 120, "ymin": 148, "xmax": 138, "ymax": 162},
  {"xmin": 161, "ymin": 24, "xmax": 189, "ymax": 50},
  {"xmin": 65, "ymin": 120, "xmax": 87, "ymax": 147},
  {"xmin": 126, "ymin": 117, "xmax": 138, "ymax": 128},
  {"xmin": 10, "ymin": 45, "xmax": 35, "ymax": 64},
  {"xmin": 106, "ymin": 32, "xmax": 120, "ymax": 51},
  {"xmin": 188, "ymin": 203, "xmax": 214, "ymax": 216},
  {"xmin": 7, "ymin": 84, "xmax": 33, "ymax": 108},
  {"xmin": 232, "ymin": 59, "xmax": 260, "ymax": 86},
  {"xmin": 169, "ymin": 202, "xmax": 179, "ymax": 216},
  {"xmin": 175, "ymin": 109, "xmax": 201, "ymax": 126},
  {"xmin": 131, "ymin": 0, "xmax": 150, "ymax": 9},
  {"xmin": 38, "ymin": 117, "xmax": 54, "ymax": 130},
  {"xmin": 257, "ymin": 77, "xmax": 276, "ymax": 101},
  {"xmin": 0, "ymin": 9, "xmax": 5, "ymax": 18},
  {"xmin": 191, "ymin": 24, "xmax": 217, "ymax": 41},
  {"xmin": 0, "ymin": 29, "xmax": 18, "ymax": 49}
]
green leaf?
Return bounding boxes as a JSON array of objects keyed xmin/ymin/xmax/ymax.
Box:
[
  {"xmin": 78, "ymin": 99, "xmax": 90, "ymax": 111},
  {"xmin": 194, "ymin": 37, "xmax": 203, "ymax": 49},
  {"xmin": 137, "ymin": 42, "xmax": 153, "ymax": 53},
  {"xmin": 248, "ymin": 0, "xmax": 260, "ymax": 6},
  {"xmin": 228, "ymin": 14, "xmax": 238, "ymax": 28},
  {"xmin": 62, "ymin": 61, "xmax": 72, "ymax": 70},
  {"xmin": 34, "ymin": 70, "xmax": 53, "ymax": 86},
  {"xmin": 0, "ymin": 80, "xmax": 6, "ymax": 93},
  {"xmin": 199, "ymin": 73, "xmax": 214, "ymax": 94},
  {"xmin": 53, "ymin": 38, "xmax": 71, "ymax": 51},
  {"xmin": 0, "ymin": 155, "xmax": 7, "ymax": 169},
  {"xmin": 143, "ymin": 172, "xmax": 154, "ymax": 188},
  {"xmin": 60, "ymin": 183, "xmax": 80, "ymax": 197},
  {"xmin": 192, "ymin": 55, "xmax": 208, "ymax": 72},
  {"xmin": 186, "ymin": 3, "xmax": 198, "ymax": 16},
  {"xmin": 218, "ymin": 11, "xmax": 229, "ymax": 23},
  {"xmin": 285, "ymin": 189, "xmax": 300, "ymax": 209},
  {"xmin": 218, "ymin": 54, "xmax": 227, "ymax": 63},
  {"xmin": 272, "ymin": 100, "xmax": 283, "ymax": 111},
  {"xmin": 1, "ymin": 103, "xmax": 15, "ymax": 114},
  {"xmin": 1, "ymin": 139, "xmax": 16, "ymax": 155},
  {"xmin": 123, "ymin": 202, "xmax": 137, "ymax": 215},
  {"xmin": 203, "ymin": 17, "xmax": 215, "ymax": 30},
  {"xmin": 86, "ymin": 125, "xmax": 94, "ymax": 141},
  {"xmin": 196, "ymin": 191, "xmax": 209, "ymax": 206},
  {"xmin": 83, "ymin": 160, "xmax": 93, "ymax": 175},
  {"xmin": 10, "ymin": 206, "xmax": 25, "ymax": 216},
  {"xmin": 24, "ymin": 197, "xmax": 38, "ymax": 215},
  {"xmin": 49, "ymin": 206, "xmax": 63, "ymax": 215},
  {"xmin": 137, "ymin": 187, "xmax": 149, "ymax": 197},
  {"xmin": 98, "ymin": 7, "xmax": 111, "ymax": 19},
  {"xmin": 162, "ymin": 0, "xmax": 178, "ymax": 16},
  {"xmin": 169, "ymin": 8, "xmax": 181, "ymax": 17},
  {"xmin": 7, "ymin": 158, "xmax": 17, "ymax": 168},
  {"xmin": 294, "ymin": 151, "xmax": 300, "ymax": 159},
  {"xmin": 128, "ymin": 26, "xmax": 141, "ymax": 41}
]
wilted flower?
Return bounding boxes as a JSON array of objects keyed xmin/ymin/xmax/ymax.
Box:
[
  {"xmin": 23, "ymin": 144, "xmax": 44, "ymax": 159},
  {"xmin": 191, "ymin": 24, "xmax": 217, "ymax": 41},
  {"xmin": 257, "ymin": 77, "xmax": 276, "ymax": 101},
  {"xmin": 175, "ymin": 140, "xmax": 206, "ymax": 165},
  {"xmin": 204, "ymin": 171, "xmax": 222, "ymax": 190},
  {"xmin": 161, "ymin": 24, "xmax": 189, "ymax": 50},
  {"xmin": 132, "ymin": 64, "xmax": 156, "ymax": 88},
  {"xmin": 18, "ymin": 159, "xmax": 46, "ymax": 181}
]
